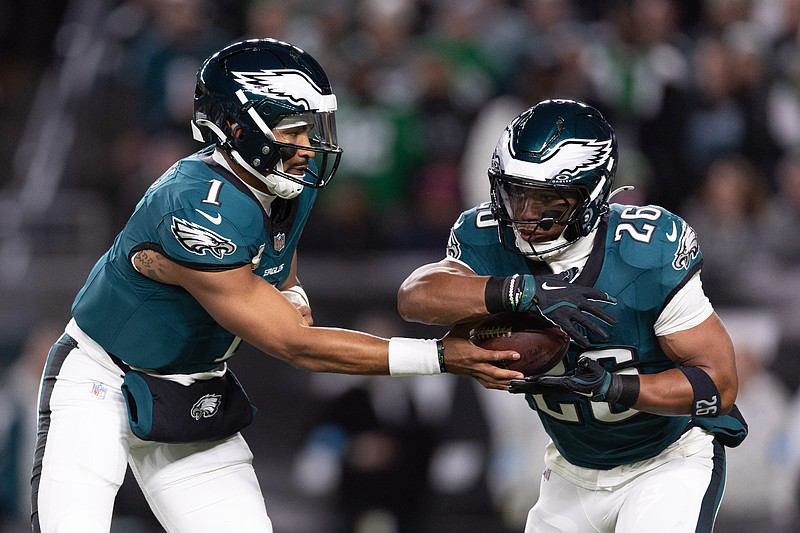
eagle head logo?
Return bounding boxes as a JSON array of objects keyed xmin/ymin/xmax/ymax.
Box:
[
  {"xmin": 672, "ymin": 223, "xmax": 699, "ymax": 271},
  {"xmin": 171, "ymin": 217, "xmax": 237, "ymax": 259},
  {"xmin": 191, "ymin": 393, "xmax": 222, "ymax": 420}
]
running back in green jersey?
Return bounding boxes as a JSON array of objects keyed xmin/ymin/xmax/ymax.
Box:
[
  {"xmin": 71, "ymin": 147, "xmax": 316, "ymax": 374},
  {"xmin": 448, "ymin": 202, "xmax": 745, "ymax": 469}
]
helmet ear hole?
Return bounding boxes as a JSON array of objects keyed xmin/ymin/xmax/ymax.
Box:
[
  {"xmin": 562, "ymin": 225, "xmax": 580, "ymax": 242},
  {"xmin": 230, "ymin": 124, "xmax": 244, "ymax": 140}
]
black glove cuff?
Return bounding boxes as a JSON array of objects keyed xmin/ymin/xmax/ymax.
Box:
[
  {"xmin": 605, "ymin": 374, "xmax": 640, "ymax": 407},
  {"xmin": 485, "ymin": 276, "xmax": 511, "ymax": 314}
]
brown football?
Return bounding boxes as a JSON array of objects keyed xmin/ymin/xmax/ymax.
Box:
[{"xmin": 470, "ymin": 312, "xmax": 570, "ymax": 376}]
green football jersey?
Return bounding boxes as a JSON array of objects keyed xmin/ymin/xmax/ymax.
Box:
[
  {"xmin": 448, "ymin": 202, "xmax": 745, "ymax": 469},
  {"xmin": 71, "ymin": 147, "xmax": 316, "ymax": 373}
]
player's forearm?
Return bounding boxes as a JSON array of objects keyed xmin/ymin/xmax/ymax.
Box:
[
  {"xmin": 632, "ymin": 367, "xmax": 735, "ymax": 417},
  {"xmin": 193, "ymin": 278, "xmax": 387, "ymax": 373},
  {"xmin": 397, "ymin": 267, "xmax": 490, "ymax": 325},
  {"xmin": 632, "ymin": 369, "xmax": 699, "ymax": 416},
  {"xmin": 270, "ymin": 325, "xmax": 391, "ymax": 374},
  {"xmin": 644, "ymin": 313, "xmax": 738, "ymax": 417}
]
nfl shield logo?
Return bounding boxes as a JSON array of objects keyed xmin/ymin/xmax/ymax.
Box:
[
  {"xmin": 273, "ymin": 232, "xmax": 286, "ymax": 252},
  {"xmin": 91, "ymin": 382, "xmax": 107, "ymax": 400}
]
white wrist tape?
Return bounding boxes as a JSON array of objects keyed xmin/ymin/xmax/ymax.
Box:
[
  {"xmin": 282, "ymin": 285, "xmax": 309, "ymax": 307},
  {"xmin": 388, "ymin": 338, "xmax": 441, "ymax": 376}
]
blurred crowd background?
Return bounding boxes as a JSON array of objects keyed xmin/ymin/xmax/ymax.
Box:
[{"xmin": 2, "ymin": 0, "xmax": 800, "ymax": 532}]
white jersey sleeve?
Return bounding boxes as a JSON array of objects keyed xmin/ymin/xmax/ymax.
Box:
[{"xmin": 654, "ymin": 272, "xmax": 714, "ymax": 337}]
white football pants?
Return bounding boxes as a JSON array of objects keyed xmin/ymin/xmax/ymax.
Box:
[
  {"xmin": 524, "ymin": 431, "xmax": 724, "ymax": 533},
  {"xmin": 31, "ymin": 328, "xmax": 273, "ymax": 533}
]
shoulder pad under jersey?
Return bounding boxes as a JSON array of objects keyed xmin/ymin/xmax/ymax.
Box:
[
  {"xmin": 609, "ymin": 203, "xmax": 701, "ymax": 273},
  {"xmin": 148, "ymin": 157, "xmax": 263, "ymax": 268}
]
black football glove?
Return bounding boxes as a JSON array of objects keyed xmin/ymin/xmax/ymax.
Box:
[
  {"xmin": 491, "ymin": 270, "xmax": 617, "ymax": 348},
  {"xmin": 508, "ymin": 357, "xmax": 639, "ymax": 407}
]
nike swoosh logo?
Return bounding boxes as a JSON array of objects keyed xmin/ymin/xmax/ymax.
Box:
[
  {"xmin": 541, "ymin": 282, "xmax": 566, "ymax": 290},
  {"xmin": 195, "ymin": 209, "xmax": 222, "ymax": 225},
  {"xmin": 666, "ymin": 221, "xmax": 678, "ymax": 242}
]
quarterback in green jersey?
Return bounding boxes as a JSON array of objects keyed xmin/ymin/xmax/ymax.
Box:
[
  {"xmin": 31, "ymin": 39, "xmax": 527, "ymax": 533},
  {"xmin": 398, "ymin": 99, "xmax": 747, "ymax": 532}
]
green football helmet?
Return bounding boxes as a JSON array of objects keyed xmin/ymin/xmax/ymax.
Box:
[
  {"xmin": 192, "ymin": 38, "xmax": 343, "ymax": 199},
  {"xmin": 488, "ymin": 99, "xmax": 617, "ymax": 258}
]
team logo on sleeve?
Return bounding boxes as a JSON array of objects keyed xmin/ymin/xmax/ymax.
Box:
[
  {"xmin": 171, "ymin": 217, "xmax": 237, "ymax": 259},
  {"xmin": 446, "ymin": 229, "xmax": 461, "ymax": 259},
  {"xmin": 671, "ymin": 222, "xmax": 699, "ymax": 270}
]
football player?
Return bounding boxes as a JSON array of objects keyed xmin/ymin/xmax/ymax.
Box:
[
  {"xmin": 31, "ymin": 38, "xmax": 530, "ymax": 533},
  {"xmin": 397, "ymin": 99, "xmax": 747, "ymax": 532}
]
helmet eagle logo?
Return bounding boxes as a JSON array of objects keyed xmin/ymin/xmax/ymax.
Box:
[
  {"xmin": 171, "ymin": 216, "xmax": 237, "ymax": 259},
  {"xmin": 232, "ymin": 69, "xmax": 323, "ymax": 110},
  {"xmin": 530, "ymin": 138, "xmax": 614, "ymax": 180}
]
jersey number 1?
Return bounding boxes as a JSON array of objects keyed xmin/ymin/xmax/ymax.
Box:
[{"xmin": 202, "ymin": 179, "xmax": 224, "ymax": 206}]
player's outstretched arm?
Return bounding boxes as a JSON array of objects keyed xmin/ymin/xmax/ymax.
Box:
[{"xmin": 133, "ymin": 249, "xmax": 523, "ymax": 388}]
